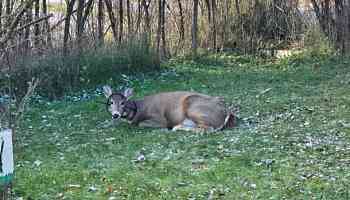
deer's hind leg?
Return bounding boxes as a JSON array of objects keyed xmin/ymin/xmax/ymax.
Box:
[
  {"xmin": 171, "ymin": 109, "xmax": 216, "ymax": 132},
  {"xmin": 184, "ymin": 99, "xmax": 222, "ymax": 132},
  {"xmin": 186, "ymin": 112, "xmax": 215, "ymax": 132},
  {"xmin": 171, "ymin": 115, "xmax": 215, "ymax": 133},
  {"xmin": 172, "ymin": 118, "xmax": 198, "ymax": 132}
]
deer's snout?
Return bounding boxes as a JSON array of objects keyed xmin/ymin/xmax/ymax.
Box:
[{"xmin": 112, "ymin": 113, "xmax": 120, "ymax": 119}]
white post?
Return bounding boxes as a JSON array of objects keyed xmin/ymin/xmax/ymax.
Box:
[{"xmin": 0, "ymin": 129, "xmax": 14, "ymax": 187}]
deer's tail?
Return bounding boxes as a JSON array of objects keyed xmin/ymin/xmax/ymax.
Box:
[{"xmin": 215, "ymin": 112, "xmax": 236, "ymax": 131}]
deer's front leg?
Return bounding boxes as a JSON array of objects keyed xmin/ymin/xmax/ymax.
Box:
[{"xmin": 135, "ymin": 115, "xmax": 167, "ymax": 128}]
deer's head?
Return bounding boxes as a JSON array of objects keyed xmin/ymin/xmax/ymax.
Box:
[{"xmin": 103, "ymin": 85, "xmax": 134, "ymax": 120}]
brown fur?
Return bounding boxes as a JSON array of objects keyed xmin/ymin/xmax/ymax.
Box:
[{"xmin": 103, "ymin": 87, "xmax": 235, "ymax": 132}]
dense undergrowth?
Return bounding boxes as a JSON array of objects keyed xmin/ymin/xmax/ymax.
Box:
[
  {"xmin": 13, "ymin": 52, "xmax": 350, "ymax": 199},
  {"xmin": 0, "ymin": 40, "xmax": 159, "ymax": 99}
]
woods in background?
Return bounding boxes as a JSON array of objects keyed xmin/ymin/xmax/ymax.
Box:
[
  {"xmin": 311, "ymin": 0, "xmax": 350, "ymax": 55},
  {"xmin": 0, "ymin": 0, "xmax": 349, "ymax": 72}
]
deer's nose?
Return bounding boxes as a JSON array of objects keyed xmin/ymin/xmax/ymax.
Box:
[{"xmin": 112, "ymin": 114, "xmax": 120, "ymax": 119}]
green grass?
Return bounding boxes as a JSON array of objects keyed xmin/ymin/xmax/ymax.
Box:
[{"xmin": 14, "ymin": 53, "xmax": 350, "ymax": 199}]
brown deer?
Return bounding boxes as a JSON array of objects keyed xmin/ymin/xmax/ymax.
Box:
[{"xmin": 103, "ymin": 86, "xmax": 235, "ymax": 132}]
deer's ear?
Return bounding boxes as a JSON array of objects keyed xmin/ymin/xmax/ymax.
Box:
[
  {"xmin": 102, "ymin": 85, "xmax": 113, "ymax": 98},
  {"xmin": 123, "ymin": 88, "xmax": 134, "ymax": 99}
]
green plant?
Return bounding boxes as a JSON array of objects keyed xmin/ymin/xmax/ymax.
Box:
[
  {"xmin": 303, "ymin": 25, "xmax": 335, "ymax": 57},
  {"xmin": 3, "ymin": 41, "xmax": 159, "ymax": 99}
]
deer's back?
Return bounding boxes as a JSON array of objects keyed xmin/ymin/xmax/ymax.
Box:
[{"xmin": 142, "ymin": 91, "xmax": 227, "ymax": 128}]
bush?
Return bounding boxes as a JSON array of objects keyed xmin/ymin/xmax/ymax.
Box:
[
  {"xmin": 1, "ymin": 40, "xmax": 159, "ymax": 99},
  {"xmin": 303, "ymin": 25, "xmax": 335, "ymax": 57}
]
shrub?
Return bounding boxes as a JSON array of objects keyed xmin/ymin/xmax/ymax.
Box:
[
  {"xmin": 1, "ymin": 40, "xmax": 159, "ymax": 99},
  {"xmin": 303, "ymin": 25, "xmax": 335, "ymax": 57}
]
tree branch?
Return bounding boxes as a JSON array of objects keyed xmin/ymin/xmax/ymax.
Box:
[{"xmin": 0, "ymin": 0, "xmax": 34, "ymax": 49}]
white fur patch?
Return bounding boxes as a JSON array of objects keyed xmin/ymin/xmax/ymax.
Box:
[{"xmin": 182, "ymin": 118, "xmax": 197, "ymax": 128}]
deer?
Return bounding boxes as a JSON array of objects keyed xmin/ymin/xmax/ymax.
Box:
[{"xmin": 102, "ymin": 85, "xmax": 235, "ymax": 132}]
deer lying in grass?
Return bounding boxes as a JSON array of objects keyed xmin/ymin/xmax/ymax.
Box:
[{"xmin": 103, "ymin": 86, "xmax": 235, "ymax": 132}]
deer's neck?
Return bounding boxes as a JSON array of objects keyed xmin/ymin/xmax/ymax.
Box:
[{"xmin": 124, "ymin": 100, "xmax": 143, "ymax": 121}]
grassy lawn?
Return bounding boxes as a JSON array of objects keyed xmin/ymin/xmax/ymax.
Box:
[{"xmin": 13, "ymin": 53, "xmax": 350, "ymax": 199}]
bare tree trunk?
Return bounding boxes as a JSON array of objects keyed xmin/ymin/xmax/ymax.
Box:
[
  {"xmin": 82, "ymin": 0, "xmax": 94, "ymax": 28},
  {"xmin": 76, "ymin": 0, "xmax": 84, "ymax": 53},
  {"xmin": 156, "ymin": 0, "xmax": 167, "ymax": 59},
  {"xmin": 126, "ymin": 0, "xmax": 132, "ymax": 38},
  {"xmin": 105, "ymin": 0, "xmax": 118, "ymax": 42},
  {"xmin": 161, "ymin": 0, "xmax": 166, "ymax": 57},
  {"xmin": 204, "ymin": 0, "xmax": 211, "ymax": 23},
  {"xmin": 17, "ymin": 0, "xmax": 24, "ymax": 53},
  {"xmin": 119, "ymin": 0, "xmax": 123, "ymax": 43},
  {"xmin": 98, "ymin": 0, "xmax": 104, "ymax": 45},
  {"xmin": 211, "ymin": 0, "xmax": 217, "ymax": 50},
  {"xmin": 235, "ymin": 0, "xmax": 242, "ymax": 48},
  {"xmin": 335, "ymin": 0, "xmax": 350, "ymax": 54},
  {"xmin": 24, "ymin": 2, "xmax": 32, "ymax": 53},
  {"xmin": 156, "ymin": 0, "xmax": 161, "ymax": 58},
  {"xmin": 34, "ymin": 0, "xmax": 40, "ymax": 48},
  {"xmin": 222, "ymin": 0, "xmax": 230, "ymax": 49},
  {"xmin": 204, "ymin": 0, "xmax": 211, "ymax": 48},
  {"xmin": 177, "ymin": 0, "xmax": 184, "ymax": 46},
  {"xmin": 142, "ymin": 0, "xmax": 151, "ymax": 35},
  {"xmin": 347, "ymin": 0, "xmax": 350, "ymax": 53},
  {"xmin": 311, "ymin": 0, "xmax": 334, "ymax": 38},
  {"xmin": 343, "ymin": 0, "xmax": 350, "ymax": 54},
  {"xmin": 5, "ymin": 0, "xmax": 11, "ymax": 29},
  {"xmin": 135, "ymin": 0, "xmax": 142, "ymax": 35},
  {"xmin": 204, "ymin": 0, "xmax": 217, "ymax": 49},
  {"xmin": 63, "ymin": 0, "xmax": 76, "ymax": 55},
  {"xmin": 42, "ymin": 0, "xmax": 52, "ymax": 47},
  {"xmin": 192, "ymin": 0, "xmax": 199, "ymax": 55},
  {"xmin": 234, "ymin": 0, "xmax": 240, "ymax": 15},
  {"xmin": 0, "ymin": 0, "xmax": 3, "ymax": 36},
  {"xmin": 335, "ymin": 0, "xmax": 344, "ymax": 53}
]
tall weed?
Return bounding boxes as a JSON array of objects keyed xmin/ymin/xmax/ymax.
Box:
[
  {"xmin": 303, "ymin": 25, "xmax": 335, "ymax": 57},
  {"xmin": 1, "ymin": 40, "xmax": 159, "ymax": 99}
]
